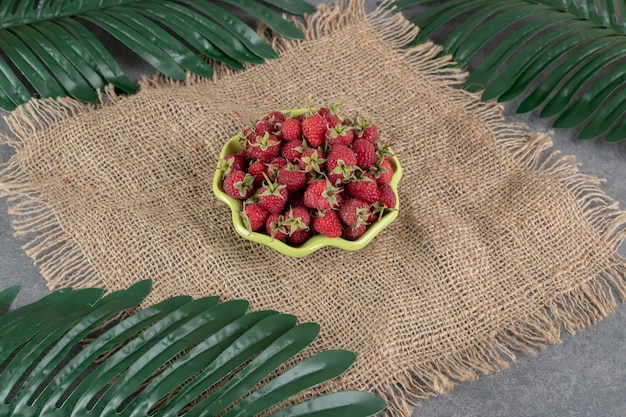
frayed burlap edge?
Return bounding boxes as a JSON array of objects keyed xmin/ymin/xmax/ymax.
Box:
[{"xmin": 2, "ymin": 0, "xmax": 626, "ymax": 415}]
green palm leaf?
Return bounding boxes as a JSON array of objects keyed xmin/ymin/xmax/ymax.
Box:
[
  {"xmin": 0, "ymin": 0, "xmax": 315, "ymax": 111},
  {"xmin": 0, "ymin": 280, "xmax": 386, "ymax": 417},
  {"xmin": 394, "ymin": 0, "xmax": 626, "ymax": 141}
]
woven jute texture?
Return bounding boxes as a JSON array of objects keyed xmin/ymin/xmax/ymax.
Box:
[{"xmin": 2, "ymin": 1, "xmax": 626, "ymax": 415}]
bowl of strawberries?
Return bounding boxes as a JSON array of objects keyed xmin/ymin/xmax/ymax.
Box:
[{"xmin": 212, "ymin": 103, "xmax": 402, "ymax": 258}]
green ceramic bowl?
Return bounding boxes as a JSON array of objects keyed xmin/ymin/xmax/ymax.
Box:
[{"xmin": 212, "ymin": 110, "xmax": 402, "ymax": 258}]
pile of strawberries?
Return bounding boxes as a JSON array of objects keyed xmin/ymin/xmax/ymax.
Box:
[{"xmin": 219, "ymin": 104, "xmax": 396, "ymax": 246}]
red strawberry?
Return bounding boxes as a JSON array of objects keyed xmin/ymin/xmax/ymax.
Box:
[
  {"xmin": 258, "ymin": 177, "xmax": 289, "ymax": 214},
  {"xmin": 267, "ymin": 157, "xmax": 288, "ymax": 180},
  {"xmin": 288, "ymin": 191, "xmax": 306, "ymax": 209},
  {"xmin": 343, "ymin": 223, "xmax": 367, "ymax": 240},
  {"xmin": 222, "ymin": 170, "xmax": 255, "ymax": 200},
  {"xmin": 247, "ymin": 132, "xmax": 281, "ymax": 162},
  {"xmin": 367, "ymin": 208, "xmax": 378, "ymax": 224},
  {"xmin": 361, "ymin": 125, "xmax": 379, "ymax": 143},
  {"xmin": 326, "ymin": 144, "xmax": 357, "ymax": 186},
  {"xmin": 238, "ymin": 128, "xmax": 252, "ymax": 146},
  {"xmin": 304, "ymin": 179, "xmax": 343, "ymax": 210},
  {"xmin": 289, "ymin": 206, "xmax": 311, "ymax": 225},
  {"xmin": 281, "ymin": 118, "xmax": 302, "ymax": 142},
  {"xmin": 247, "ymin": 160, "xmax": 268, "ymax": 187},
  {"xmin": 219, "ymin": 151, "xmax": 248, "ymax": 178},
  {"xmin": 277, "ymin": 163, "xmax": 307, "ymax": 192},
  {"xmin": 312, "ymin": 210, "xmax": 342, "ymax": 237},
  {"xmin": 339, "ymin": 198, "xmax": 371, "ymax": 227},
  {"xmin": 281, "ymin": 139, "xmax": 306, "ymax": 163},
  {"xmin": 302, "ymin": 114, "xmax": 327, "ymax": 147},
  {"xmin": 376, "ymin": 140, "xmax": 394, "ymax": 160},
  {"xmin": 287, "ymin": 228, "xmax": 312, "ymax": 245},
  {"xmin": 378, "ymin": 184, "xmax": 397, "ymax": 209},
  {"xmin": 352, "ymin": 138, "xmax": 378, "ymax": 170},
  {"xmin": 355, "ymin": 116, "xmax": 379, "ymax": 143},
  {"xmin": 242, "ymin": 203, "xmax": 268, "ymax": 232},
  {"xmin": 346, "ymin": 172, "xmax": 380, "ymax": 204},
  {"xmin": 317, "ymin": 107, "xmax": 333, "ymax": 117},
  {"xmin": 370, "ymin": 157, "xmax": 393, "ymax": 185},
  {"xmin": 324, "ymin": 113, "xmax": 341, "ymax": 129},
  {"xmin": 318, "ymin": 102, "xmax": 344, "ymax": 118},
  {"xmin": 264, "ymin": 111, "xmax": 286, "ymax": 128},
  {"xmin": 283, "ymin": 206, "xmax": 311, "ymax": 236},
  {"xmin": 298, "ymin": 148, "xmax": 326, "ymax": 174},
  {"xmin": 254, "ymin": 119, "xmax": 273, "ymax": 136},
  {"xmin": 266, "ymin": 213, "xmax": 287, "ymax": 241},
  {"xmin": 326, "ymin": 123, "xmax": 354, "ymax": 147}
]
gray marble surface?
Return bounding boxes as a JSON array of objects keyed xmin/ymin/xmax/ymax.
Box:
[{"xmin": 0, "ymin": 1, "xmax": 625, "ymax": 416}]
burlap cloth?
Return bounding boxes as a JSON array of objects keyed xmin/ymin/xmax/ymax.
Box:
[{"xmin": 2, "ymin": 1, "xmax": 626, "ymax": 415}]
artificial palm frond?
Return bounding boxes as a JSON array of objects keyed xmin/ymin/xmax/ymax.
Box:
[
  {"xmin": 0, "ymin": 280, "xmax": 386, "ymax": 416},
  {"xmin": 394, "ymin": 0, "xmax": 626, "ymax": 142},
  {"xmin": 0, "ymin": 0, "xmax": 315, "ymax": 111}
]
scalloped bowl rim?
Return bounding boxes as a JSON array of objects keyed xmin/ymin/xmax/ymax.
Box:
[{"xmin": 212, "ymin": 109, "xmax": 402, "ymax": 258}]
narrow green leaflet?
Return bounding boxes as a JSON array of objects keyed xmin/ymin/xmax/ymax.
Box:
[
  {"xmin": 55, "ymin": 295, "xmax": 221, "ymax": 415},
  {"xmin": 395, "ymin": 0, "xmax": 626, "ymax": 141},
  {"xmin": 411, "ymin": 0, "xmax": 499, "ymax": 46},
  {"xmin": 2, "ymin": 296, "xmax": 107, "ymax": 414},
  {"xmin": 578, "ymin": 88, "xmax": 626, "ymax": 139},
  {"xmin": 0, "ymin": 281, "xmax": 386, "ymax": 416},
  {"xmin": 2, "ymin": 0, "xmax": 38, "ymax": 27},
  {"xmin": 613, "ymin": 0, "xmax": 626, "ymax": 33},
  {"xmin": 478, "ymin": 13, "xmax": 590, "ymax": 100},
  {"xmin": 442, "ymin": 1, "xmax": 532, "ymax": 56},
  {"xmin": 605, "ymin": 115, "xmax": 626, "ymax": 142},
  {"xmin": 82, "ymin": 11, "xmax": 187, "ymax": 80},
  {"xmin": 217, "ymin": 0, "xmax": 308, "ymax": 40},
  {"xmin": 0, "ymin": 58, "xmax": 28, "ymax": 110},
  {"xmin": 56, "ymin": 17, "xmax": 137, "ymax": 94},
  {"xmin": 0, "ymin": 286, "xmax": 18, "ymax": 310},
  {"xmin": 0, "ymin": 41, "xmax": 31, "ymax": 106},
  {"xmin": 8, "ymin": 281, "xmax": 152, "ymax": 415},
  {"xmin": 33, "ymin": 21, "xmax": 106, "ymax": 90},
  {"xmin": 0, "ymin": 287, "xmax": 73, "ymax": 335},
  {"xmin": 266, "ymin": 391, "xmax": 387, "ymax": 417},
  {"xmin": 11, "ymin": 25, "xmax": 100, "ymax": 103},
  {"xmin": 552, "ymin": 62, "xmax": 626, "ymax": 129},
  {"xmin": 463, "ymin": 12, "xmax": 570, "ymax": 92},
  {"xmin": 36, "ymin": 1, "xmax": 150, "ymax": 26},
  {"xmin": 103, "ymin": 8, "xmax": 215, "ymax": 76},
  {"xmin": 153, "ymin": 313, "xmax": 299, "ymax": 416},
  {"xmin": 0, "ymin": 0, "xmax": 17, "ymax": 22},
  {"xmin": 516, "ymin": 37, "xmax": 623, "ymax": 113},
  {"xmin": 393, "ymin": 0, "xmax": 439, "ymax": 8},
  {"xmin": 0, "ymin": 288, "xmax": 104, "ymax": 367},
  {"xmin": 124, "ymin": 310, "xmax": 278, "ymax": 417},
  {"xmin": 176, "ymin": 0, "xmax": 279, "ymax": 60},
  {"xmin": 488, "ymin": 24, "xmax": 608, "ymax": 102},
  {"xmin": 129, "ymin": 3, "xmax": 264, "ymax": 65},
  {"xmin": 452, "ymin": 5, "xmax": 559, "ymax": 64},
  {"xmin": 262, "ymin": 0, "xmax": 316, "ymax": 15},
  {"xmin": 540, "ymin": 45, "xmax": 626, "ymax": 118},
  {"xmin": 31, "ymin": 296, "xmax": 194, "ymax": 415},
  {"xmin": 591, "ymin": 0, "xmax": 611, "ymax": 28},
  {"xmin": 0, "ymin": 29, "xmax": 68, "ymax": 100},
  {"xmin": 89, "ymin": 300, "xmax": 250, "ymax": 416},
  {"xmin": 0, "ymin": 0, "xmax": 310, "ymax": 110},
  {"xmin": 221, "ymin": 350, "xmax": 357, "ymax": 417},
  {"xmin": 191, "ymin": 323, "xmax": 321, "ymax": 417},
  {"xmin": 129, "ymin": 3, "xmax": 243, "ymax": 70}
]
